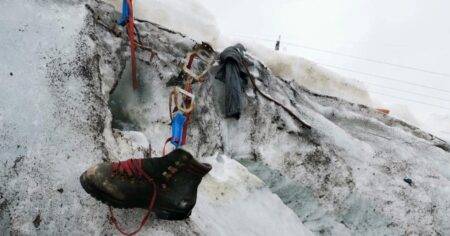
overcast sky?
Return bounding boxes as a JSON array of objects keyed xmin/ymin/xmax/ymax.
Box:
[{"xmin": 200, "ymin": 0, "xmax": 450, "ymax": 121}]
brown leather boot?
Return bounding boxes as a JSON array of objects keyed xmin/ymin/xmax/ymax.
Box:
[{"xmin": 80, "ymin": 149, "xmax": 211, "ymax": 220}]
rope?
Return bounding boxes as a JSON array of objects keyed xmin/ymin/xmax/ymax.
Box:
[
  {"xmin": 243, "ymin": 60, "xmax": 312, "ymax": 129},
  {"xmin": 109, "ymin": 159, "xmax": 157, "ymax": 236},
  {"xmin": 108, "ymin": 182, "xmax": 156, "ymax": 236}
]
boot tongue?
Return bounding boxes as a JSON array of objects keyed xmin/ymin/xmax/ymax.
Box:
[
  {"xmin": 142, "ymin": 149, "xmax": 211, "ymax": 178},
  {"xmin": 142, "ymin": 156, "xmax": 173, "ymax": 179}
]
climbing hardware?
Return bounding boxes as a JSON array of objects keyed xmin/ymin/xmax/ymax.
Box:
[
  {"xmin": 163, "ymin": 87, "xmax": 196, "ymax": 155},
  {"xmin": 85, "ymin": 5, "xmax": 215, "ymax": 236},
  {"xmin": 182, "ymin": 44, "xmax": 216, "ymax": 82},
  {"xmin": 163, "ymin": 43, "xmax": 216, "ymax": 154},
  {"xmin": 169, "ymin": 87, "xmax": 196, "ymax": 115}
]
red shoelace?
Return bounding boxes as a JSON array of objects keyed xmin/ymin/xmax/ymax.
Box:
[{"xmin": 109, "ymin": 159, "xmax": 157, "ymax": 236}]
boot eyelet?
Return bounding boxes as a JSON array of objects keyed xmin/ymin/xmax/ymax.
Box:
[
  {"xmin": 162, "ymin": 171, "xmax": 172, "ymax": 179},
  {"xmin": 168, "ymin": 166, "xmax": 177, "ymax": 174}
]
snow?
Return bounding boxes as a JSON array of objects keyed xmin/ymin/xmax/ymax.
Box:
[
  {"xmin": 105, "ymin": 134, "xmax": 314, "ymax": 235},
  {"xmin": 243, "ymin": 44, "xmax": 374, "ymax": 107},
  {"xmin": 1, "ymin": 0, "xmax": 450, "ymax": 235},
  {"xmin": 0, "ymin": 1, "xmax": 311, "ymax": 234},
  {"xmin": 107, "ymin": 0, "xmax": 220, "ymax": 43},
  {"xmin": 0, "ymin": 0, "xmax": 105, "ymax": 234},
  {"xmin": 105, "ymin": 0, "xmax": 374, "ymax": 108},
  {"xmin": 418, "ymin": 113, "xmax": 450, "ymax": 143},
  {"xmin": 193, "ymin": 154, "xmax": 313, "ymax": 236},
  {"xmin": 389, "ymin": 104, "xmax": 421, "ymax": 127},
  {"xmin": 107, "ymin": 0, "xmax": 449, "ymax": 144}
]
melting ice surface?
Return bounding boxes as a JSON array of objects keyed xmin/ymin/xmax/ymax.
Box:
[{"xmin": 1, "ymin": 0, "xmax": 450, "ymax": 235}]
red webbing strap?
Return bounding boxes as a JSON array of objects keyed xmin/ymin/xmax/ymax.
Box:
[
  {"xmin": 162, "ymin": 137, "xmax": 172, "ymax": 156},
  {"xmin": 181, "ymin": 84, "xmax": 192, "ymax": 145},
  {"xmin": 126, "ymin": 0, "xmax": 139, "ymax": 90},
  {"xmin": 187, "ymin": 53, "xmax": 197, "ymax": 68}
]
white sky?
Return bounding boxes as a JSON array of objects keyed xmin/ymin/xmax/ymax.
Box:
[{"xmin": 200, "ymin": 0, "xmax": 450, "ymax": 123}]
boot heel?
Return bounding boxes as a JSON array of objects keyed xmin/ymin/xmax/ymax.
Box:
[{"xmin": 154, "ymin": 209, "xmax": 192, "ymax": 220}]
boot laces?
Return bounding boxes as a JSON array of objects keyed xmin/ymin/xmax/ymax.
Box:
[
  {"xmin": 112, "ymin": 158, "xmax": 156, "ymax": 183},
  {"xmin": 109, "ymin": 158, "xmax": 157, "ymax": 236}
]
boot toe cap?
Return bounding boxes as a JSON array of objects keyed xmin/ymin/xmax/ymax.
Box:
[
  {"xmin": 80, "ymin": 164, "xmax": 118, "ymax": 198},
  {"xmin": 80, "ymin": 163, "xmax": 137, "ymax": 207}
]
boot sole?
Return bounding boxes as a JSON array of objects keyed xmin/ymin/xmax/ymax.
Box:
[
  {"xmin": 80, "ymin": 174, "xmax": 192, "ymax": 220},
  {"xmin": 154, "ymin": 208, "xmax": 192, "ymax": 220}
]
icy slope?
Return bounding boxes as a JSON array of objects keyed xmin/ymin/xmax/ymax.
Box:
[
  {"xmin": 1, "ymin": 0, "xmax": 450, "ymax": 236},
  {"xmin": 0, "ymin": 0, "xmax": 311, "ymax": 235}
]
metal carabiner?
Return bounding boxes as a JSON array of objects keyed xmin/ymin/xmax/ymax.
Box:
[
  {"xmin": 169, "ymin": 87, "xmax": 195, "ymax": 119},
  {"xmin": 182, "ymin": 50, "xmax": 215, "ymax": 82}
]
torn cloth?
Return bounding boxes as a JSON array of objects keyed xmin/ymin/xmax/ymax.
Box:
[{"xmin": 215, "ymin": 44, "xmax": 250, "ymax": 119}]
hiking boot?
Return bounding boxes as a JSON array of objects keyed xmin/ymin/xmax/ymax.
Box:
[{"xmin": 80, "ymin": 149, "xmax": 211, "ymax": 220}]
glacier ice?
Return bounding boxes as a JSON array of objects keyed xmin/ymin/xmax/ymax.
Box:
[{"xmin": 1, "ymin": 0, "xmax": 450, "ymax": 235}]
